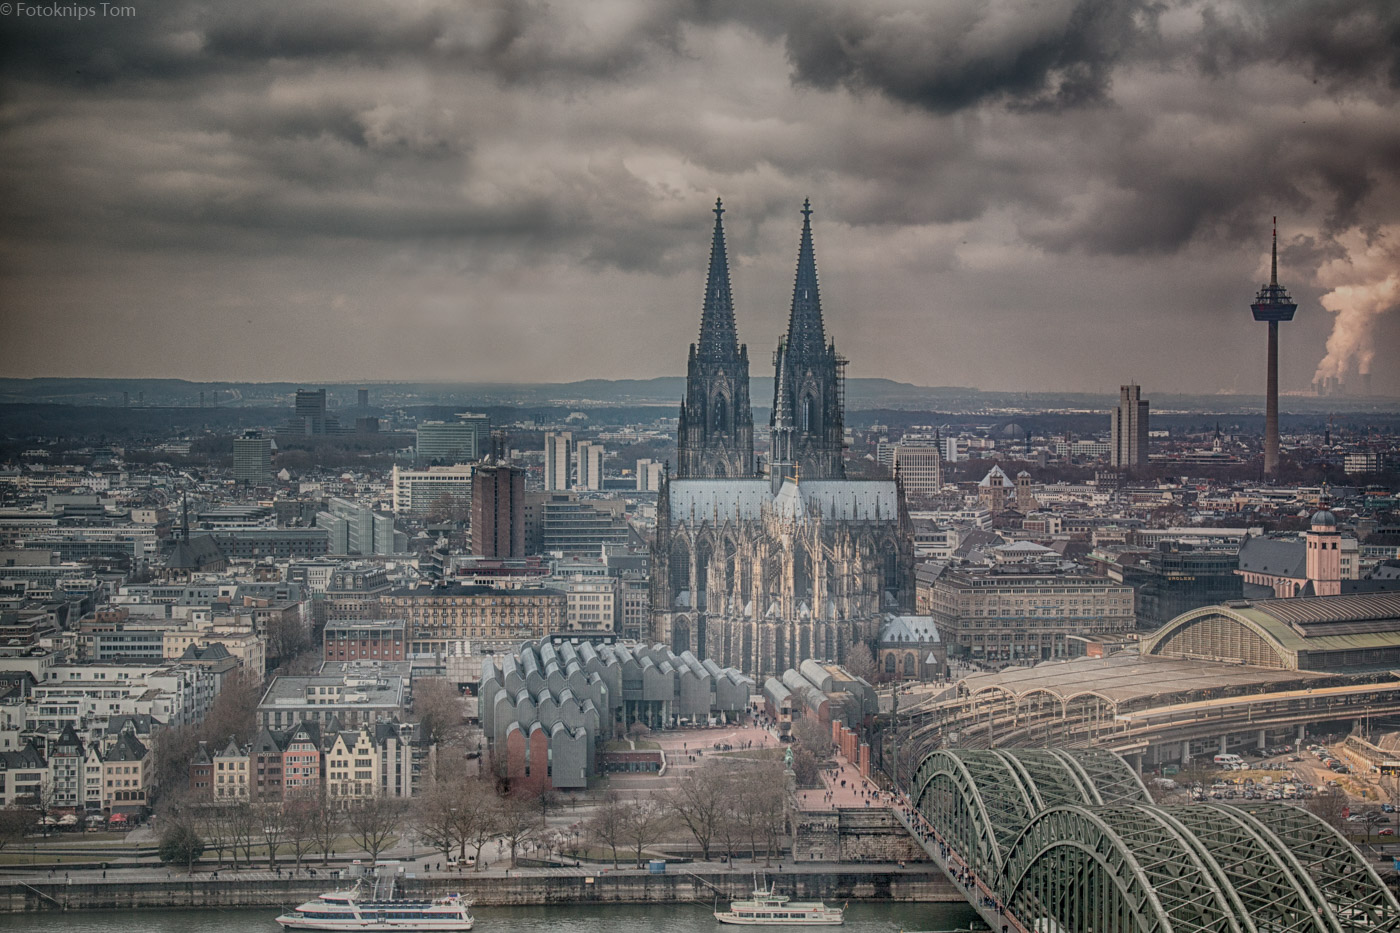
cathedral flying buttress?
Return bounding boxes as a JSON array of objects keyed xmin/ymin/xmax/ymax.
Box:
[{"xmin": 652, "ymin": 201, "xmax": 914, "ymax": 678}]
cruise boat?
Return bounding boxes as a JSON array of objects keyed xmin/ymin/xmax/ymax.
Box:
[
  {"xmin": 275, "ymin": 879, "xmax": 474, "ymax": 931},
  {"xmin": 714, "ymin": 879, "xmax": 844, "ymax": 925}
]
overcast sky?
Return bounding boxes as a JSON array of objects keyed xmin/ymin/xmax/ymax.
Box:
[{"xmin": 1, "ymin": 0, "xmax": 1398, "ymax": 395}]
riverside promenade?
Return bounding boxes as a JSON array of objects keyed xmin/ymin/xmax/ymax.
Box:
[{"xmin": 0, "ymin": 860, "xmax": 960, "ymax": 912}]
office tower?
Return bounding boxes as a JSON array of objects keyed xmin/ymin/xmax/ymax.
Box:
[
  {"xmin": 1110, "ymin": 384, "xmax": 1150, "ymax": 468},
  {"xmin": 294, "ymin": 389, "xmax": 328, "ymax": 435},
  {"xmin": 471, "ymin": 463, "xmax": 526, "ymax": 559},
  {"xmin": 415, "ymin": 414, "xmax": 489, "ymax": 465},
  {"xmin": 576, "ymin": 441, "xmax": 605, "ymax": 490},
  {"xmin": 232, "ymin": 432, "xmax": 273, "ymax": 483},
  {"xmin": 315, "ymin": 498, "xmax": 401, "ymax": 555},
  {"xmin": 390, "ymin": 464, "xmax": 474, "ymax": 517},
  {"xmin": 1250, "ymin": 218, "xmax": 1298, "ymax": 477},
  {"xmin": 635, "ymin": 459, "xmax": 664, "ymax": 492},
  {"xmin": 357, "ymin": 388, "xmax": 369, "ymax": 409},
  {"xmin": 677, "ymin": 199, "xmax": 755, "ymax": 479},
  {"xmin": 892, "ymin": 443, "xmax": 943, "ymax": 498},
  {"xmin": 544, "ymin": 431, "xmax": 572, "ymax": 491}
]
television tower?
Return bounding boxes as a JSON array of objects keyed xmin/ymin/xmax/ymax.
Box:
[{"xmin": 1250, "ymin": 218, "xmax": 1297, "ymax": 477}]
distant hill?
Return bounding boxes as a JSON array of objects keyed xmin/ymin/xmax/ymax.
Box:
[{"xmin": 0, "ymin": 376, "xmax": 1393, "ymax": 415}]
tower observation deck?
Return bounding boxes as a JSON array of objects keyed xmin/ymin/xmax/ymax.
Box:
[{"xmin": 1250, "ymin": 218, "xmax": 1298, "ymax": 477}]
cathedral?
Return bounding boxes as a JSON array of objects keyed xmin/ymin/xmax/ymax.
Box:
[{"xmin": 651, "ymin": 200, "xmax": 915, "ymax": 678}]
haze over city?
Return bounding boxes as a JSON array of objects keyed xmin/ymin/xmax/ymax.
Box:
[{"xmin": 1, "ymin": 0, "xmax": 1398, "ymax": 395}]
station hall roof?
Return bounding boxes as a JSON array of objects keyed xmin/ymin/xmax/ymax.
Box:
[{"xmin": 1140, "ymin": 592, "xmax": 1400, "ymax": 663}]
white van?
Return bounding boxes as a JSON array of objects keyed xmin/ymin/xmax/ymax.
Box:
[{"xmin": 1214, "ymin": 753, "xmax": 1244, "ymax": 768}]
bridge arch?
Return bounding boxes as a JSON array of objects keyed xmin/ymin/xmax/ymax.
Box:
[{"xmin": 911, "ymin": 748, "xmax": 1400, "ymax": 930}]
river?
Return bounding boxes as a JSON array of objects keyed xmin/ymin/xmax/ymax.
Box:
[{"xmin": 0, "ymin": 902, "xmax": 982, "ymax": 932}]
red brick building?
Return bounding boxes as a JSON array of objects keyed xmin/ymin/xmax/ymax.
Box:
[{"xmin": 322, "ymin": 619, "xmax": 407, "ymax": 663}]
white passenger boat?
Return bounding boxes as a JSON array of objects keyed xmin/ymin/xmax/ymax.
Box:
[
  {"xmin": 275, "ymin": 879, "xmax": 474, "ymax": 931},
  {"xmin": 714, "ymin": 878, "xmax": 844, "ymax": 925}
]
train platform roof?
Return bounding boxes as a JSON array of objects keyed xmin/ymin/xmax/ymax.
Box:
[{"xmin": 959, "ymin": 654, "xmax": 1329, "ymax": 706}]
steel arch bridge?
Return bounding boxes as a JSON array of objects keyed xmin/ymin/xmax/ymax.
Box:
[{"xmin": 910, "ymin": 748, "xmax": 1400, "ymax": 932}]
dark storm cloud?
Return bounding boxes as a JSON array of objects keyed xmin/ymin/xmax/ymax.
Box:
[
  {"xmin": 1196, "ymin": 0, "xmax": 1400, "ymax": 89},
  {"xmin": 778, "ymin": 0, "xmax": 1149, "ymax": 113},
  {"xmin": 1, "ymin": 0, "xmax": 1398, "ymax": 391}
]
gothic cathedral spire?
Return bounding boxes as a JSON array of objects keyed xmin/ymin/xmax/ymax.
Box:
[
  {"xmin": 772, "ymin": 199, "xmax": 845, "ymax": 483},
  {"xmin": 677, "ymin": 199, "xmax": 754, "ymax": 479}
]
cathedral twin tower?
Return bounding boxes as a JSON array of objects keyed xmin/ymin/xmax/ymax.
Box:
[
  {"xmin": 676, "ymin": 199, "xmax": 845, "ymax": 488},
  {"xmin": 656, "ymin": 200, "xmax": 912, "ymax": 677}
]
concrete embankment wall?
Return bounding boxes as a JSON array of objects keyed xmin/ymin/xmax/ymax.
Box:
[{"xmin": 0, "ymin": 867, "xmax": 961, "ymax": 913}]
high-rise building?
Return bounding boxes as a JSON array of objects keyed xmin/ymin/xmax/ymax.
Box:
[
  {"xmin": 390, "ymin": 464, "xmax": 474, "ymax": 517},
  {"xmin": 575, "ymin": 441, "xmax": 605, "ymax": 490},
  {"xmin": 471, "ymin": 463, "xmax": 525, "ymax": 559},
  {"xmin": 416, "ymin": 415, "xmax": 489, "ymax": 465},
  {"xmin": 1110, "ymin": 384, "xmax": 1150, "ymax": 468},
  {"xmin": 1250, "ymin": 218, "xmax": 1298, "ymax": 477},
  {"xmin": 892, "ymin": 443, "xmax": 943, "ymax": 498},
  {"xmin": 544, "ymin": 432, "xmax": 572, "ymax": 491},
  {"xmin": 294, "ymin": 389, "xmax": 329, "ymax": 435},
  {"xmin": 677, "ymin": 199, "xmax": 755, "ymax": 479},
  {"xmin": 635, "ymin": 459, "xmax": 664, "ymax": 492},
  {"xmin": 232, "ymin": 432, "xmax": 273, "ymax": 484}
]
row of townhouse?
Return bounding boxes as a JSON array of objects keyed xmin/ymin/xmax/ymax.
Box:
[
  {"xmin": 0, "ymin": 722, "xmax": 152, "ymax": 815},
  {"xmin": 191, "ymin": 718, "xmax": 434, "ymax": 805}
]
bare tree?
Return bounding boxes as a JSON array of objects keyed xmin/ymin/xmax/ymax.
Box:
[
  {"xmin": 312, "ymin": 794, "xmax": 343, "ymax": 865},
  {"xmin": 753, "ymin": 766, "xmax": 790, "ymax": 864},
  {"xmin": 414, "ymin": 780, "xmax": 464, "ymax": 862},
  {"xmin": 790, "ymin": 717, "xmax": 833, "ymax": 758},
  {"xmin": 663, "ymin": 761, "xmax": 729, "ymax": 860},
  {"xmin": 283, "ymin": 791, "xmax": 320, "ymax": 871},
  {"xmin": 193, "ymin": 802, "xmax": 232, "ymax": 868},
  {"xmin": 412, "ymin": 678, "xmax": 464, "ymax": 747},
  {"xmin": 843, "ymin": 642, "xmax": 878, "ymax": 684},
  {"xmin": 0, "ymin": 808, "xmax": 36, "ymax": 851},
  {"xmin": 1306, "ymin": 788, "xmax": 1349, "ymax": 833},
  {"xmin": 465, "ymin": 785, "xmax": 501, "ymax": 870},
  {"xmin": 148, "ymin": 725, "xmax": 201, "ymax": 799},
  {"xmin": 587, "ymin": 791, "xmax": 626, "ymax": 868},
  {"xmin": 265, "ymin": 613, "xmax": 311, "ymax": 667},
  {"xmin": 200, "ymin": 669, "xmax": 262, "ymax": 750},
  {"xmin": 255, "ymin": 800, "xmax": 290, "ymax": 867},
  {"xmin": 19, "ymin": 779, "xmax": 57, "ymax": 838},
  {"xmin": 226, "ymin": 800, "xmax": 259, "ymax": 867},
  {"xmin": 622, "ymin": 795, "xmax": 672, "ymax": 868},
  {"xmin": 346, "ymin": 796, "xmax": 406, "ymax": 863},
  {"xmin": 496, "ymin": 793, "xmax": 540, "ymax": 867}
]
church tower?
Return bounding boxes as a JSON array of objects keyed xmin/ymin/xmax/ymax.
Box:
[
  {"xmin": 677, "ymin": 199, "xmax": 754, "ymax": 479},
  {"xmin": 771, "ymin": 200, "xmax": 845, "ymax": 484}
]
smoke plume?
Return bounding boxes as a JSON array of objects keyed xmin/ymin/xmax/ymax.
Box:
[{"xmin": 1311, "ymin": 226, "xmax": 1400, "ymax": 387}]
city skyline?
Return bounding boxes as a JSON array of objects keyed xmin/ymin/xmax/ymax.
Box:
[{"xmin": 1, "ymin": 1, "xmax": 1398, "ymax": 395}]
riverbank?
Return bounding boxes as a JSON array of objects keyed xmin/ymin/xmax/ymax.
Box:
[{"xmin": 0, "ymin": 862, "xmax": 959, "ymax": 913}]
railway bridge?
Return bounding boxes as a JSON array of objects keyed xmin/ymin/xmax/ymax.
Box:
[{"xmin": 899, "ymin": 747, "xmax": 1400, "ymax": 931}]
